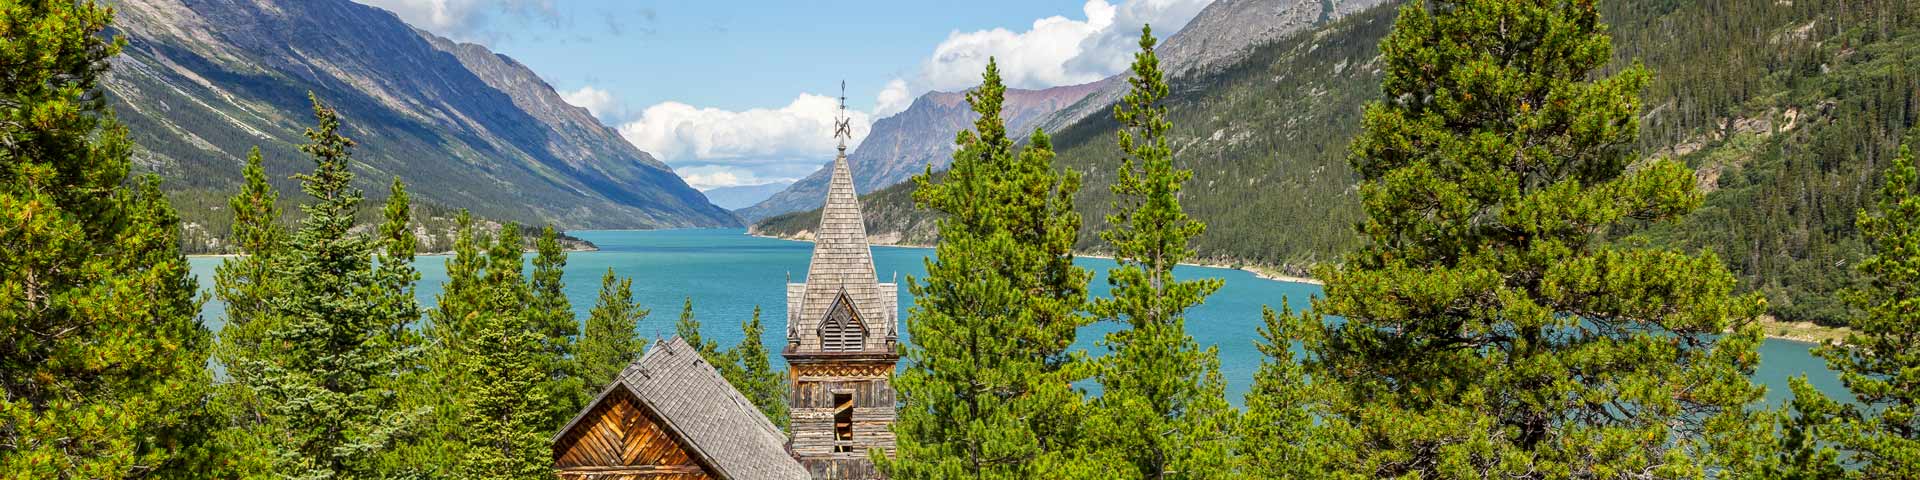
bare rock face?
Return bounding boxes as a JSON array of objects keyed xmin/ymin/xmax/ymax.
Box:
[
  {"xmin": 736, "ymin": 82, "xmax": 1100, "ymax": 221},
  {"xmin": 105, "ymin": 0, "xmax": 738, "ymax": 228},
  {"xmin": 1030, "ymin": 0, "xmax": 1390, "ymax": 135}
]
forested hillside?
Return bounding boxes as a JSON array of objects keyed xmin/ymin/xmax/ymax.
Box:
[{"xmin": 759, "ymin": 0, "xmax": 1920, "ymax": 325}]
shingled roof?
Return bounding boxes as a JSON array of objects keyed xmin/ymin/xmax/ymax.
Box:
[
  {"xmin": 787, "ymin": 149, "xmax": 898, "ymax": 353},
  {"xmin": 553, "ymin": 337, "xmax": 807, "ymax": 480}
]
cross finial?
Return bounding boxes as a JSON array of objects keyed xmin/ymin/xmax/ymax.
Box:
[{"xmin": 833, "ymin": 80, "xmax": 852, "ymax": 152}]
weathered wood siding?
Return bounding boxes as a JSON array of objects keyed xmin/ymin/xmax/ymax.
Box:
[
  {"xmin": 553, "ymin": 391, "xmax": 714, "ymax": 480},
  {"xmin": 789, "ymin": 365, "xmax": 897, "ymax": 461}
]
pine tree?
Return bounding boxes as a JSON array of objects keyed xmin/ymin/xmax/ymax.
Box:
[
  {"xmin": 375, "ymin": 178, "xmax": 422, "ymax": 342},
  {"xmin": 207, "ymin": 147, "xmax": 288, "ymax": 479},
  {"xmin": 1257, "ymin": 1, "xmax": 1770, "ymax": 476},
  {"xmin": 529, "ymin": 226, "xmax": 583, "ymax": 429},
  {"xmin": 1783, "ymin": 131, "xmax": 1920, "ymax": 477},
  {"xmin": 0, "ymin": 4, "xmax": 217, "ymax": 475},
  {"xmin": 880, "ymin": 58, "xmax": 1106, "ymax": 478},
  {"xmin": 1085, "ymin": 25, "xmax": 1235, "ymax": 479},
  {"xmin": 674, "ymin": 297, "xmax": 723, "ymax": 363},
  {"xmin": 212, "ymin": 147, "xmax": 285, "ymax": 401},
  {"xmin": 725, "ymin": 306, "xmax": 789, "ymax": 429},
  {"xmin": 401, "ymin": 211, "xmax": 490, "ymax": 478},
  {"xmin": 458, "ymin": 225, "xmax": 552, "ymax": 479},
  {"xmin": 1238, "ymin": 304, "xmax": 1350, "ymax": 478},
  {"xmin": 259, "ymin": 93, "xmax": 422, "ymax": 478},
  {"xmin": 578, "ymin": 268, "xmax": 649, "ymax": 398},
  {"xmin": 368, "ymin": 178, "xmax": 435, "ymax": 478}
]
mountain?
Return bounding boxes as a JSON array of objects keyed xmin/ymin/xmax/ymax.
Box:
[
  {"xmin": 701, "ymin": 182, "xmax": 794, "ymax": 210},
  {"xmin": 1028, "ymin": 0, "xmax": 1390, "ymax": 135},
  {"xmin": 735, "ymin": 82, "xmax": 1100, "ymax": 221},
  {"xmin": 103, "ymin": 0, "xmax": 739, "ymax": 235},
  {"xmin": 754, "ymin": 0, "xmax": 1920, "ymax": 327},
  {"xmin": 738, "ymin": 0, "xmax": 1387, "ymax": 224}
]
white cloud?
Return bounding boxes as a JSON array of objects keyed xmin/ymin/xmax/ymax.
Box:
[
  {"xmin": 559, "ymin": 86, "xmax": 624, "ymax": 122},
  {"xmin": 878, "ymin": 0, "xmax": 1211, "ymax": 110},
  {"xmin": 615, "ymin": 93, "xmax": 870, "ymax": 189},
  {"xmin": 618, "ymin": 93, "xmax": 869, "ymax": 164},
  {"xmin": 674, "ymin": 166, "xmax": 797, "ymax": 191},
  {"xmin": 873, "ymin": 79, "xmax": 915, "ymax": 118},
  {"xmin": 352, "ymin": 0, "xmax": 557, "ymax": 42}
]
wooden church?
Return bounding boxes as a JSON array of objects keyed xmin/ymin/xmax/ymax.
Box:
[{"xmin": 551, "ymin": 100, "xmax": 899, "ymax": 480}]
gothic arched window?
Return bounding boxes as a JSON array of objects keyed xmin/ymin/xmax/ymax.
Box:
[{"xmin": 820, "ymin": 293, "xmax": 865, "ymax": 352}]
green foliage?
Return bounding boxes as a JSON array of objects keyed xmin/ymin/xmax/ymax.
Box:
[
  {"xmin": 530, "ymin": 226, "xmax": 584, "ymax": 430},
  {"xmin": 0, "ymin": 3, "xmax": 217, "ymax": 476},
  {"xmin": 879, "ymin": 59, "xmax": 1109, "ymax": 478},
  {"xmin": 1237, "ymin": 304, "xmax": 1354, "ymax": 478},
  {"xmin": 1084, "ymin": 25, "xmax": 1235, "ymax": 479},
  {"xmin": 207, "ymin": 147, "xmax": 288, "ymax": 479},
  {"xmin": 457, "ymin": 225, "xmax": 553, "ymax": 479},
  {"xmin": 1261, "ymin": 0, "xmax": 1770, "ymax": 476},
  {"xmin": 397, "ymin": 211, "xmax": 491, "ymax": 478},
  {"xmin": 1617, "ymin": 0, "xmax": 1920, "ymax": 326},
  {"xmin": 1782, "ymin": 130, "xmax": 1920, "ymax": 477},
  {"xmin": 256, "ymin": 94, "xmax": 423, "ymax": 479},
  {"xmin": 675, "ymin": 297, "xmax": 723, "ymax": 363},
  {"xmin": 723, "ymin": 306, "xmax": 790, "ymax": 430},
  {"xmin": 577, "ymin": 268, "xmax": 649, "ymax": 398}
]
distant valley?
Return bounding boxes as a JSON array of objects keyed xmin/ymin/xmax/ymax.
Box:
[{"xmin": 703, "ymin": 182, "xmax": 796, "ymax": 211}]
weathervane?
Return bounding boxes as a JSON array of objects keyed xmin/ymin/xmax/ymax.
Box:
[{"xmin": 834, "ymin": 80, "xmax": 852, "ymax": 153}]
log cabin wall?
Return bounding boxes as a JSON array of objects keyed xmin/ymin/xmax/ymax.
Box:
[{"xmin": 553, "ymin": 389, "xmax": 716, "ymax": 480}]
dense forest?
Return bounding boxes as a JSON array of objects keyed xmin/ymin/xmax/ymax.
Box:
[
  {"xmin": 759, "ymin": 0, "xmax": 1920, "ymax": 326},
  {"xmin": 5, "ymin": 0, "xmax": 1917, "ymax": 479},
  {"xmin": 169, "ymin": 186, "xmax": 597, "ymax": 255}
]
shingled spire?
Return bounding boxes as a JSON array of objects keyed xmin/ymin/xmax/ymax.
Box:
[{"xmin": 786, "ymin": 83, "xmax": 897, "ymax": 353}]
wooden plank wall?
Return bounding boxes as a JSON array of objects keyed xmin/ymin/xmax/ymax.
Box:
[
  {"xmin": 790, "ymin": 373, "xmax": 897, "ymax": 459},
  {"xmin": 552, "ymin": 391, "xmax": 715, "ymax": 479}
]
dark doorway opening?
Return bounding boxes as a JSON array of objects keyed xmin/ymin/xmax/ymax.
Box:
[{"xmin": 833, "ymin": 393, "xmax": 854, "ymax": 452}]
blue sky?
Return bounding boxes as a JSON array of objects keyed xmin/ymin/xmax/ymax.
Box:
[{"xmin": 353, "ymin": 0, "xmax": 1214, "ymax": 189}]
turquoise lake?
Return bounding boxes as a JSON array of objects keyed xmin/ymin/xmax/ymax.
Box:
[{"xmin": 187, "ymin": 228, "xmax": 1847, "ymax": 407}]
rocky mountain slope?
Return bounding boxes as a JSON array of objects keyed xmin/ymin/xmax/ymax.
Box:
[
  {"xmin": 104, "ymin": 0, "xmax": 738, "ymax": 232},
  {"xmin": 736, "ymin": 82, "xmax": 1100, "ymax": 221},
  {"xmin": 1028, "ymin": 0, "xmax": 1391, "ymax": 135},
  {"xmin": 755, "ymin": 0, "xmax": 1919, "ymax": 327},
  {"xmin": 739, "ymin": 0, "xmax": 1387, "ymax": 223}
]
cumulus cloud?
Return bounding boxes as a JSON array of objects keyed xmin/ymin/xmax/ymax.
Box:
[
  {"xmin": 618, "ymin": 94, "xmax": 869, "ymax": 164},
  {"xmin": 873, "ymin": 79, "xmax": 915, "ymax": 118},
  {"xmin": 615, "ymin": 94, "xmax": 870, "ymax": 188},
  {"xmin": 559, "ymin": 86, "xmax": 625, "ymax": 122},
  {"xmin": 877, "ymin": 0, "xmax": 1211, "ymax": 112},
  {"xmin": 353, "ymin": 0, "xmax": 558, "ymax": 42}
]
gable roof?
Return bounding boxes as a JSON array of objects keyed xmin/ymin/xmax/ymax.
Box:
[{"xmin": 554, "ymin": 337, "xmax": 807, "ymax": 480}]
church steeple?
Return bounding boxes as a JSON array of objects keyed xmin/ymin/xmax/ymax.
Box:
[
  {"xmin": 782, "ymin": 81, "xmax": 899, "ymax": 478},
  {"xmin": 786, "ymin": 83, "xmax": 895, "ymax": 353}
]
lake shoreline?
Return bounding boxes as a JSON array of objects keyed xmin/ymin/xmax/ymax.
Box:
[
  {"xmin": 1756, "ymin": 316, "xmax": 1852, "ymax": 346},
  {"xmin": 747, "ymin": 231, "xmax": 1326, "ymax": 286},
  {"xmin": 745, "ymin": 232, "xmax": 1860, "ymax": 345}
]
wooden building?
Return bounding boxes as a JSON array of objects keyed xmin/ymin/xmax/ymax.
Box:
[
  {"xmin": 551, "ymin": 337, "xmax": 809, "ymax": 480},
  {"xmin": 553, "ymin": 97, "xmax": 896, "ymax": 480},
  {"xmin": 782, "ymin": 115, "xmax": 900, "ymax": 480}
]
